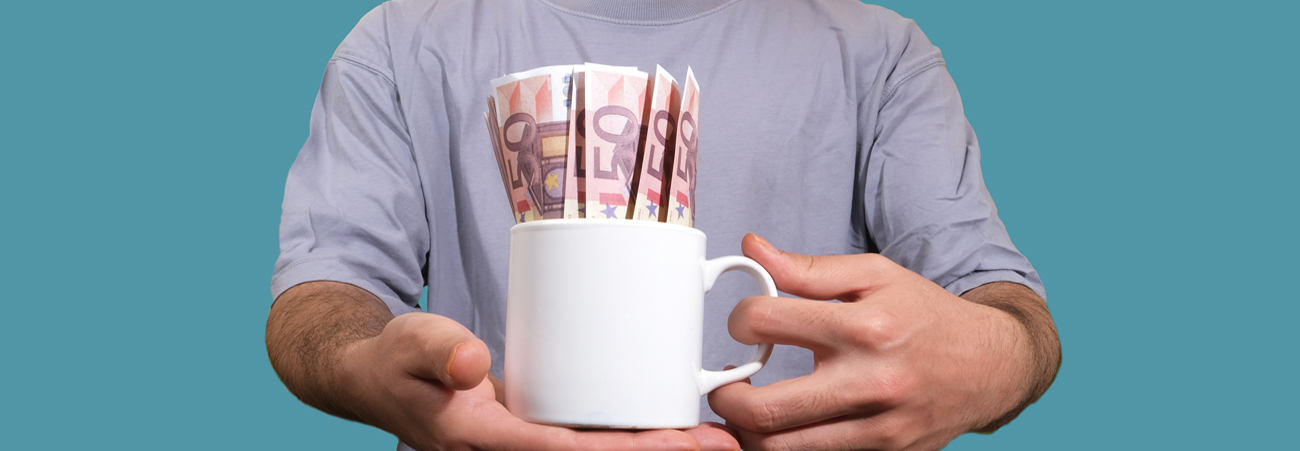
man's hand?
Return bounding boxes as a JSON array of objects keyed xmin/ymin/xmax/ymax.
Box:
[
  {"xmin": 268, "ymin": 281, "xmax": 740, "ymax": 451},
  {"xmin": 707, "ymin": 235, "xmax": 1059, "ymax": 451}
]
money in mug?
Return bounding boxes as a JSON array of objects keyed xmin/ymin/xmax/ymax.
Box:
[{"xmin": 504, "ymin": 220, "xmax": 774, "ymax": 428}]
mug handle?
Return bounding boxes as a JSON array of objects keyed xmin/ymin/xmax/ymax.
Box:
[{"xmin": 696, "ymin": 256, "xmax": 777, "ymax": 395}]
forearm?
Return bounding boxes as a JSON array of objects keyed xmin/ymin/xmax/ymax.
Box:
[
  {"xmin": 265, "ymin": 280, "xmax": 393, "ymax": 422},
  {"xmin": 960, "ymin": 281, "xmax": 1061, "ymax": 433}
]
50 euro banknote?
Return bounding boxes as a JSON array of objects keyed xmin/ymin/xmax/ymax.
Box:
[
  {"xmin": 629, "ymin": 65, "xmax": 680, "ymax": 222},
  {"xmin": 662, "ymin": 68, "xmax": 699, "ymax": 227},
  {"xmin": 486, "ymin": 64, "xmax": 699, "ymax": 227},
  {"xmin": 581, "ymin": 63, "xmax": 649, "ymax": 220},
  {"xmin": 488, "ymin": 65, "xmax": 579, "ymax": 223}
]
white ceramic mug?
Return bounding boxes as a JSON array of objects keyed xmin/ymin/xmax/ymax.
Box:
[{"xmin": 504, "ymin": 219, "xmax": 776, "ymax": 429}]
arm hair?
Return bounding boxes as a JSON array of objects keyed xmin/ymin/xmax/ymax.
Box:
[
  {"xmin": 961, "ymin": 281, "xmax": 1062, "ymax": 433},
  {"xmin": 265, "ymin": 280, "xmax": 394, "ymax": 422}
]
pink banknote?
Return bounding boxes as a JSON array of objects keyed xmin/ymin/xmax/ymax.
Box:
[
  {"xmin": 491, "ymin": 65, "xmax": 576, "ymax": 222},
  {"xmin": 484, "ymin": 104, "xmax": 517, "ymax": 220},
  {"xmin": 582, "ymin": 64, "xmax": 649, "ymax": 220},
  {"xmin": 563, "ymin": 68, "xmax": 585, "ymax": 219},
  {"xmin": 663, "ymin": 67, "xmax": 699, "ymax": 227},
  {"xmin": 629, "ymin": 65, "xmax": 680, "ymax": 222},
  {"xmin": 485, "ymin": 98, "xmax": 540, "ymax": 223}
]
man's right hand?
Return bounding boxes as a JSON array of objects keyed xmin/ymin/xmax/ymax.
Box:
[{"xmin": 267, "ymin": 281, "xmax": 738, "ymax": 451}]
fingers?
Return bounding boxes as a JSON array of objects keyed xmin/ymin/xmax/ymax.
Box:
[
  {"xmin": 477, "ymin": 417, "xmax": 705, "ymax": 451},
  {"xmin": 684, "ymin": 422, "xmax": 741, "ymax": 451},
  {"xmin": 727, "ymin": 296, "xmax": 842, "ymax": 352},
  {"xmin": 387, "ymin": 313, "xmax": 491, "ymax": 390},
  {"xmin": 433, "ymin": 379, "xmax": 705, "ymax": 451},
  {"xmin": 730, "ymin": 414, "xmax": 925, "ymax": 451},
  {"xmin": 708, "ymin": 369, "xmax": 866, "ymax": 434},
  {"xmin": 741, "ymin": 233, "xmax": 899, "ymax": 302}
]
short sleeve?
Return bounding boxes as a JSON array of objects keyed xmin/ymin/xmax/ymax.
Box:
[
  {"xmin": 271, "ymin": 8, "xmax": 429, "ymax": 315},
  {"xmin": 862, "ymin": 44, "xmax": 1045, "ymax": 300}
]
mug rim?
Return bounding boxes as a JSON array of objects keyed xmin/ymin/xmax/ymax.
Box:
[{"xmin": 510, "ymin": 218, "xmax": 705, "ymax": 239}]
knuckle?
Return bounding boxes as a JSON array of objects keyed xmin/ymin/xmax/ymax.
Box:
[
  {"xmin": 416, "ymin": 328, "xmax": 450, "ymax": 356},
  {"xmin": 870, "ymin": 368, "xmax": 916, "ymax": 407},
  {"xmin": 746, "ymin": 398, "xmax": 785, "ymax": 433},
  {"xmin": 394, "ymin": 314, "xmax": 448, "ymax": 344},
  {"xmin": 861, "ymin": 253, "xmax": 893, "ymax": 270},
  {"xmin": 383, "ymin": 314, "xmax": 416, "ymax": 338},
  {"xmin": 795, "ymin": 257, "xmax": 822, "ymax": 290},
  {"xmin": 732, "ymin": 298, "xmax": 774, "ymax": 340},
  {"xmin": 381, "ymin": 317, "xmax": 424, "ymax": 355},
  {"xmin": 870, "ymin": 417, "xmax": 914, "ymax": 450},
  {"xmin": 797, "ymin": 254, "xmax": 819, "ymax": 276},
  {"xmin": 847, "ymin": 308, "xmax": 903, "ymax": 348}
]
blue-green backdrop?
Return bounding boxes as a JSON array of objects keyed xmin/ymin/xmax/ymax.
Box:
[{"xmin": 2, "ymin": 0, "xmax": 1295, "ymax": 449}]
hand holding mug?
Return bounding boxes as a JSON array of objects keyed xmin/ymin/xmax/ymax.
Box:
[
  {"xmin": 341, "ymin": 310, "xmax": 741, "ymax": 451},
  {"xmin": 706, "ymin": 235, "xmax": 1036, "ymax": 451}
]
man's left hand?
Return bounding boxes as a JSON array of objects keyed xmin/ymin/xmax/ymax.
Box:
[{"xmin": 708, "ymin": 234, "xmax": 1039, "ymax": 451}]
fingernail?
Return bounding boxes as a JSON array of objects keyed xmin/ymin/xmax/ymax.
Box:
[
  {"xmin": 749, "ymin": 234, "xmax": 774, "ymax": 252},
  {"xmin": 446, "ymin": 342, "xmax": 464, "ymax": 376}
]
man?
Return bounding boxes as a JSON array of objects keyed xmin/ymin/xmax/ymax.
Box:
[{"xmin": 266, "ymin": 1, "xmax": 1061, "ymax": 450}]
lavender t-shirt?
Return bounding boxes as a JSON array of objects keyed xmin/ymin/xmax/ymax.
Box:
[{"xmin": 272, "ymin": 0, "xmax": 1044, "ymax": 433}]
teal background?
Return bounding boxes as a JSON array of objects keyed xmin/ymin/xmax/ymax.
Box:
[{"xmin": 1, "ymin": 0, "xmax": 1295, "ymax": 449}]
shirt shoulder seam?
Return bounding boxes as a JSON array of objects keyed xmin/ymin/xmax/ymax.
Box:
[
  {"xmin": 880, "ymin": 58, "xmax": 945, "ymax": 105},
  {"xmin": 332, "ymin": 55, "xmax": 398, "ymax": 87},
  {"xmin": 270, "ymin": 256, "xmax": 341, "ymax": 285}
]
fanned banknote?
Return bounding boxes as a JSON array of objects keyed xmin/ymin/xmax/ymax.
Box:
[
  {"xmin": 486, "ymin": 64, "xmax": 700, "ymax": 227},
  {"xmin": 490, "ymin": 65, "xmax": 577, "ymax": 221},
  {"xmin": 484, "ymin": 105, "xmax": 516, "ymax": 221},
  {"xmin": 663, "ymin": 67, "xmax": 699, "ymax": 227},
  {"xmin": 629, "ymin": 65, "xmax": 680, "ymax": 222},
  {"xmin": 582, "ymin": 63, "xmax": 649, "ymax": 220},
  {"xmin": 486, "ymin": 97, "xmax": 541, "ymax": 223},
  {"xmin": 563, "ymin": 67, "xmax": 585, "ymax": 218}
]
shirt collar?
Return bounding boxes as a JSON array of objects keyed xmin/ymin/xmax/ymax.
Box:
[{"xmin": 539, "ymin": 0, "xmax": 741, "ymax": 25}]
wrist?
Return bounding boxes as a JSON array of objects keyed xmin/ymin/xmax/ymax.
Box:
[
  {"xmin": 334, "ymin": 331, "xmax": 427, "ymax": 442},
  {"xmin": 971, "ymin": 307, "xmax": 1036, "ymax": 434},
  {"xmin": 333, "ymin": 336, "xmax": 388, "ymax": 427},
  {"xmin": 961, "ymin": 282, "xmax": 1061, "ymax": 434}
]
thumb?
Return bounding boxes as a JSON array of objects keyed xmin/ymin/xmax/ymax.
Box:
[
  {"xmin": 741, "ymin": 233, "xmax": 894, "ymax": 301},
  {"xmin": 386, "ymin": 313, "xmax": 491, "ymax": 390}
]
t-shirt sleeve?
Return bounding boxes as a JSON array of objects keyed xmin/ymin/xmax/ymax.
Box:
[
  {"xmin": 271, "ymin": 7, "xmax": 428, "ymax": 315},
  {"xmin": 861, "ymin": 23, "xmax": 1045, "ymax": 300}
]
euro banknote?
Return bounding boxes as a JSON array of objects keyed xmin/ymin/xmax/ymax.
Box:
[
  {"xmin": 490, "ymin": 65, "xmax": 577, "ymax": 222},
  {"xmin": 486, "ymin": 64, "xmax": 699, "ymax": 227},
  {"xmin": 485, "ymin": 106, "xmax": 516, "ymax": 220},
  {"xmin": 582, "ymin": 63, "xmax": 648, "ymax": 220},
  {"xmin": 663, "ymin": 68, "xmax": 699, "ymax": 227},
  {"xmin": 563, "ymin": 67, "xmax": 585, "ymax": 219},
  {"xmin": 485, "ymin": 98, "xmax": 540, "ymax": 223},
  {"xmin": 630, "ymin": 65, "xmax": 680, "ymax": 222}
]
